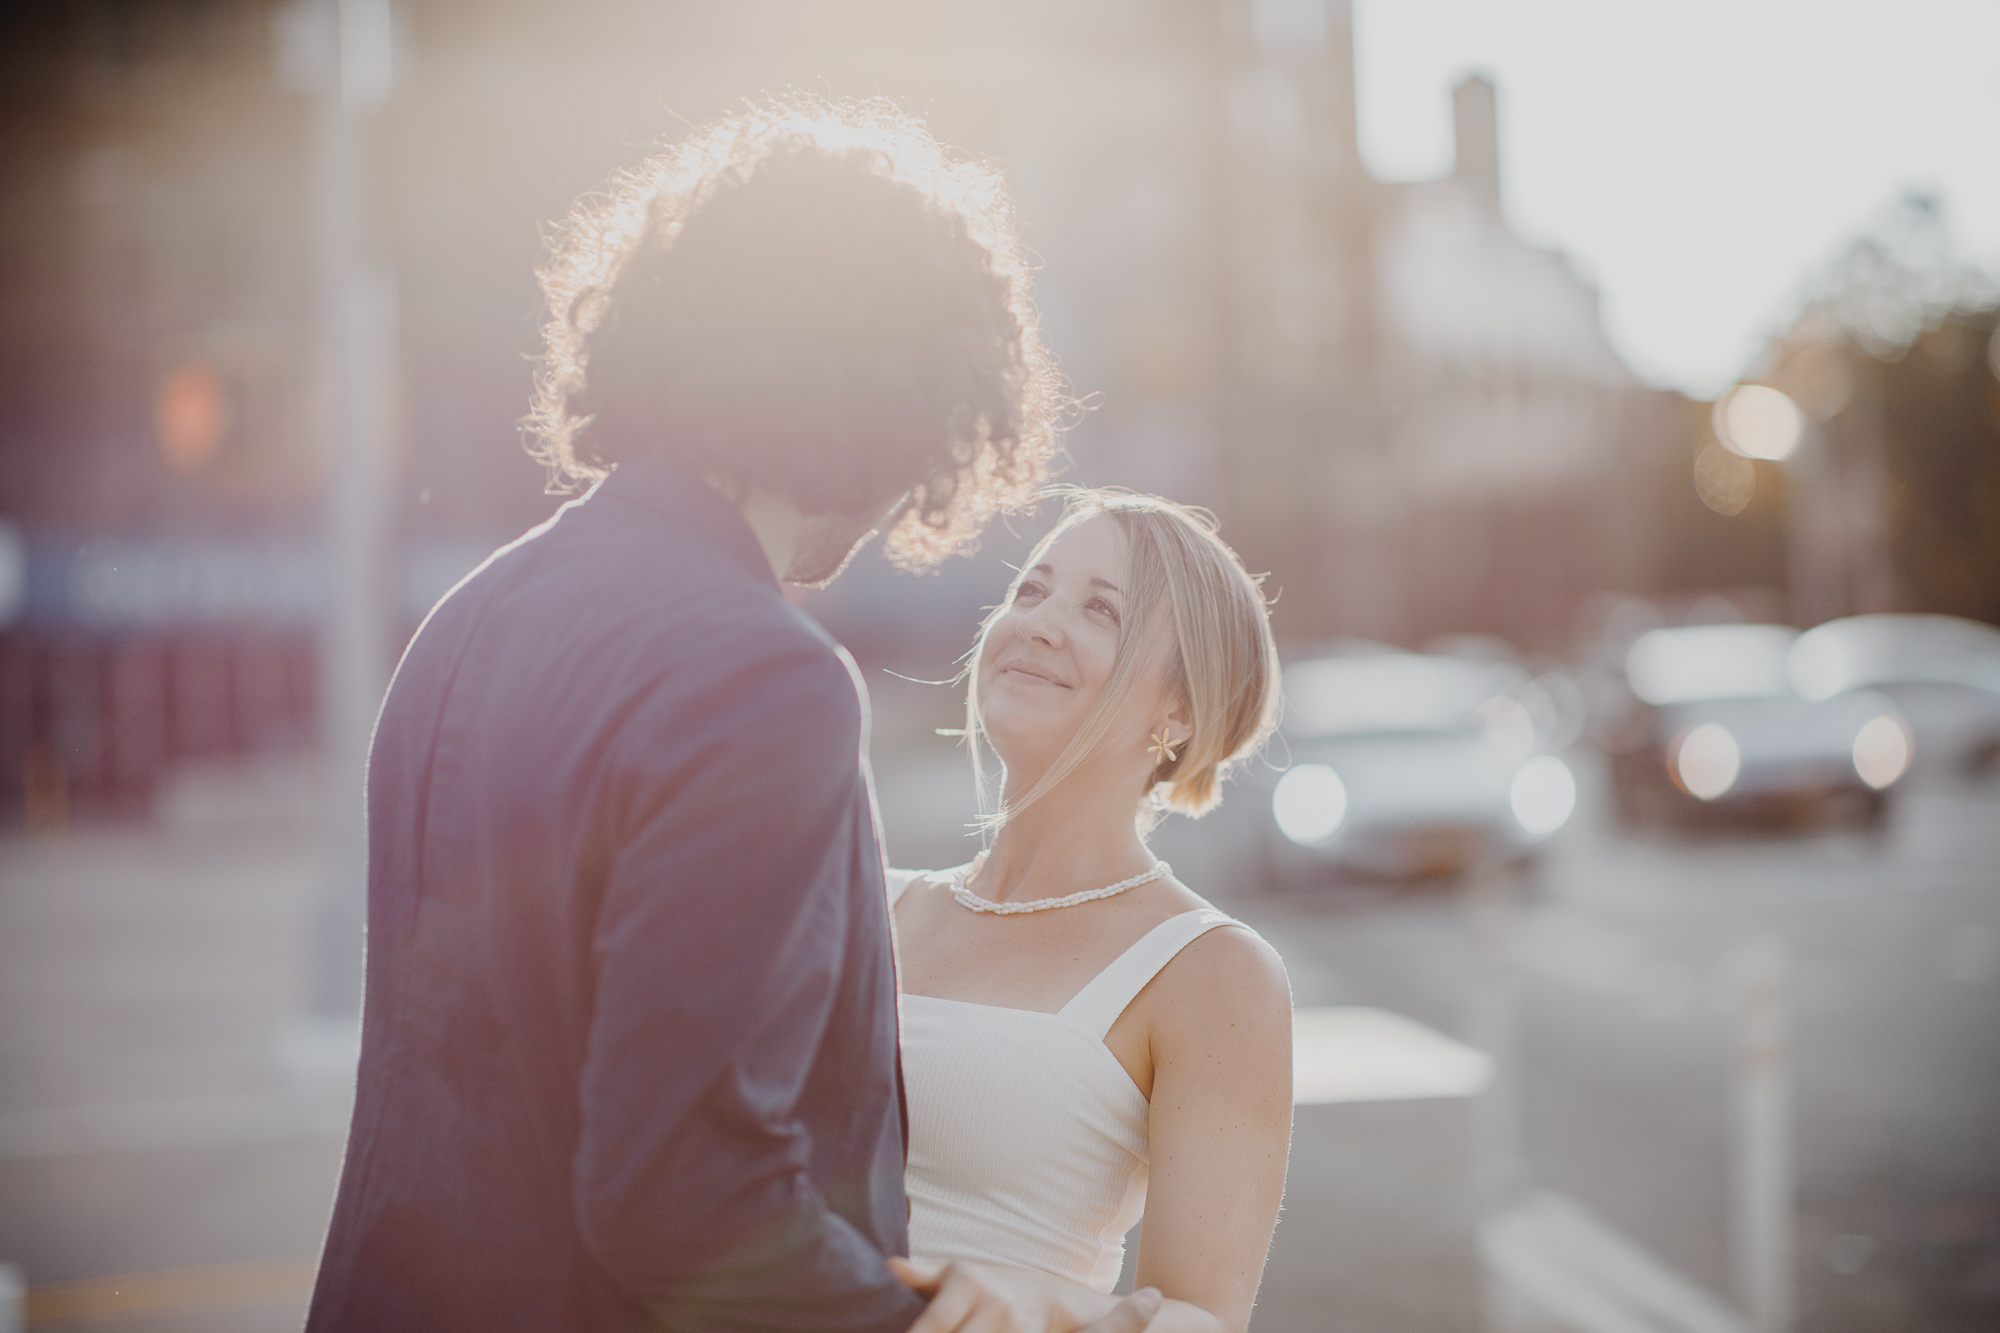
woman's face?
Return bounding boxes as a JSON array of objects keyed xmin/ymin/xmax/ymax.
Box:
[{"xmin": 975, "ymin": 514, "xmax": 1176, "ymax": 788}]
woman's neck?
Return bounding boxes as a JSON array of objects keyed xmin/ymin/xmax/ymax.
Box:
[{"xmin": 972, "ymin": 762, "xmax": 1155, "ymax": 905}]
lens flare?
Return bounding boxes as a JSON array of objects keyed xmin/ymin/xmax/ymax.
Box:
[
  {"xmin": 1852, "ymin": 713, "xmax": 1912, "ymax": 789},
  {"xmin": 1716, "ymin": 385, "xmax": 1802, "ymax": 461},
  {"xmin": 1273, "ymin": 764, "xmax": 1346, "ymax": 845},
  {"xmin": 1672, "ymin": 722, "xmax": 1740, "ymax": 800},
  {"xmin": 1510, "ymin": 755, "xmax": 1576, "ymax": 838}
]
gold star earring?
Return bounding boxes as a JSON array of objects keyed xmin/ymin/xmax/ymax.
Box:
[{"xmin": 1149, "ymin": 730, "xmax": 1179, "ymax": 764}]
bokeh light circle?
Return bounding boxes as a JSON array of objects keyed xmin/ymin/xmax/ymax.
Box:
[
  {"xmin": 1852, "ymin": 713, "xmax": 1912, "ymax": 790},
  {"xmin": 1477, "ymin": 695, "xmax": 1536, "ymax": 764},
  {"xmin": 1717, "ymin": 385, "xmax": 1802, "ymax": 461},
  {"xmin": 1273, "ymin": 764, "xmax": 1347, "ymax": 846},
  {"xmin": 157, "ymin": 361, "xmax": 228, "ymax": 472},
  {"xmin": 1672, "ymin": 722, "xmax": 1741, "ymax": 800},
  {"xmin": 1510, "ymin": 755, "xmax": 1576, "ymax": 838},
  {"xmin": 1694, "ymin": 440, "xmax": 1755, "ymax": 515}
]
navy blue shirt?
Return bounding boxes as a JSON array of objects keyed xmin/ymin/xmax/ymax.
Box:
[{"xmin": 307, "ymin": 456, "xmax": 922, "ymax": 1332}]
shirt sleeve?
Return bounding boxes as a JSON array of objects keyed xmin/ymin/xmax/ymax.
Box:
[{"xmin": 571, "ymin": 630, "xmax": 922, "ymax": 1333}]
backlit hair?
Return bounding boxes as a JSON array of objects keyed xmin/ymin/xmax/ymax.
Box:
[
  {"xmin": 967, "ymin": 489, "xmax": 1281, "ymax": 824},
  {"xmin": 525, "ymin": 94, "xmax": 1063, "ymax": 568}
]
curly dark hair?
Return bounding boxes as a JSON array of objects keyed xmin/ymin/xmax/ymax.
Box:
[{"xmin": 525, "ymin": 95, "xmax": 1064, "ymax": 568}]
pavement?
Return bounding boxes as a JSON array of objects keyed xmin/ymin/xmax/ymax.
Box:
[
  {"xmin": 1, "ymin": 720, "xmax": 1996, "ymax": 1332},
  {"xmin": 0, "ymin": 774, "xmax": 343, "ymax": 1331}
]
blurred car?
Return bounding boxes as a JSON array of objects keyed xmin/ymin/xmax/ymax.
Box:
[
  {"xmin": 1259, "ymin": 646, "xmax": 1578, "ymax": 886},
  {"xmin": 1607, "ymin": 623, "xmax": 1913, "ymax": 828},
  {"xmin": 1789, "ymin": 613, "xmax": 2000, "ymax": 779}
]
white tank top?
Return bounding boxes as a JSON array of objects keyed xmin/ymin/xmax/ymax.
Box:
[{"xmin": 889, "ymin": 869, "xmax": 1240, "ymax": 1293}]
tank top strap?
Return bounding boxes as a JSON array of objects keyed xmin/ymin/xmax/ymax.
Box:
[
  {"xmin": 1059, "ymin": 909, "xmax": 1239, "ymax": 1040},
  {"xmin": 886, "ymin": 868, "xmax": 927, "ymax": 908}
]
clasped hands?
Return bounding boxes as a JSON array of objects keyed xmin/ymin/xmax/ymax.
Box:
[{"xmin": 890, "ymin": 1256, "xmax": 1162, "ymax": 1333}]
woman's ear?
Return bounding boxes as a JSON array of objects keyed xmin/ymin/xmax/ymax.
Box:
[{"xmin": 1165, "ymin": 696, "xmax": 1193, "ymax": 750}]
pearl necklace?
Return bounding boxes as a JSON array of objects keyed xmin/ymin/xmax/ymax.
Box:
[{"xmin": 949, "ymin": 852, "xmax": 1172, "ymax": 915}]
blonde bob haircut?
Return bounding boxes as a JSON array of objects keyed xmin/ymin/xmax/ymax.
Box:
[{"xmin": 966, "ymin": 489, "xmax": 1281, "ymax": 825}]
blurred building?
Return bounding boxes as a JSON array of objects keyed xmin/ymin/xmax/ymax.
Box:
[
  {"xmin": 824, "ymin": 0, "xmax": 1702, "ymax": 662},
  {"xmin": 1204, "ymin": 0, "xmax": 1676, "ymax": 650},
  {"xmin": 0, "ymin": 5, "xmax": 323, "ymax": 819}
]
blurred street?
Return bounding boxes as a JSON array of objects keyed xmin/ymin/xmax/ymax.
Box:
[
  {"xmin": 0, "ymin": 765, "xmax": 341, "ymax": 1331},
  {"xmin": 873, "ymin": 698, "xmax": 2000, "ymax": 1333},
  {"xmin": 3, "ymin": 4, "xmax": 1999, "ymax": 1329},
  {"xmin": 3, "ymin": 706, "xmax": 1995, "ymax": 1332}
]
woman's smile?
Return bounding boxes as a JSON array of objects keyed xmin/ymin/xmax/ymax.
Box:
[{"xmin": 995, "ymin": 660, "xmax": 1069, "ymax": 688}]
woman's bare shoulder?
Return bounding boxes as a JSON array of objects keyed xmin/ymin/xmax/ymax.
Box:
[
  {"xmin": 1154, "ymin": 912, "xmax": 1292, "ymax": 1023},
  {"xmin": 1155, "ymin": 876, "xmax": 1287, "ymax": 982}
]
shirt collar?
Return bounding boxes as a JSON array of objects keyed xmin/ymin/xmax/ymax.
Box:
[{"xmin": 591, "ymin": 454, "xmax": 778, "ymax": 590}]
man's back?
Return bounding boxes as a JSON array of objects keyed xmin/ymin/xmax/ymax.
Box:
[{"xmin": 307, "ymin": 457, "xmax": 919, "ymax": 1332}]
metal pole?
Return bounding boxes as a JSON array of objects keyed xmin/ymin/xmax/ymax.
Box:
[
  {"xmin": 278, "ymin": 0, "xmax": 396, "ymax": 1025},
  {"xmin": 1466, "ymin": 864, "xmax": 1524, "ymax": 1219},
  {"xmin": 1728, "ymin": 939, "xmax": 1792, "ymax": 1333}
]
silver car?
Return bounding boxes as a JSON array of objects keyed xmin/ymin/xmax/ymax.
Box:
[
  {"xmin": 1260, "ymin": 648, "xmax": 1578, "ymax": 885},
  {"xmin": 1607, "ymin": 623, "xmax": 1912, "ymax": 828},
  {"xmin": 1790, "ymin": 613, "xmax": 2000, "ymax": 779}
]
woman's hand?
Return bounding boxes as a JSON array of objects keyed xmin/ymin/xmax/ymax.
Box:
[{"xmin": 889, "ymin": 1256, "xmax": 1161, "ymax": 1333}]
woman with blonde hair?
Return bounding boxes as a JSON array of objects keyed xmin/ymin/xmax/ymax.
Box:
[{"xmin": 889, "ymin": 490, "xmax": 1292, "ymax": 1333}]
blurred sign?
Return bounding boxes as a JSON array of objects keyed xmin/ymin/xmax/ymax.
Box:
[
  {"xmin": 9, "ymin": 538, "xmax": 497, "ymax": 628},
  {"xmin": 62, "ymin": 542, "xmax": 319, "ymax": 627}
]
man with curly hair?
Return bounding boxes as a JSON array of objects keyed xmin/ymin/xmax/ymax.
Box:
[{"xmin": 305, "ymin": 98, "xmax": 1158, "ymax": 1333}]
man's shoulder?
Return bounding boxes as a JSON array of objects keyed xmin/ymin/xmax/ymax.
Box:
[
  {"xmin": 395, "ymin": 499, "xmax": 865, "ymax": 748},
  {"xmin": 538, "ymin": 510, "xmax": 861, "ymax": 717},
  {"xmin": 451, "ymin": 499, "xmax": 825, "ymax": 658}
]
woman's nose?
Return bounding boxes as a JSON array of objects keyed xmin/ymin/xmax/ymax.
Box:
[{"xmin": 1018, "ymin": 601, "xmax": 1064, "ymax": 647}]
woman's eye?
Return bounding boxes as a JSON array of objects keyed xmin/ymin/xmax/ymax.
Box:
[
  {"xmin": 1014, "ymin": 582, "xmax": 1047, "ymax": 602},
  {"xmin": 1088, "ymin": 598, "xmax": 1120, "ymax": 622}
]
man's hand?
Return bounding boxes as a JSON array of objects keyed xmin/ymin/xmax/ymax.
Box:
[
  {"xmin": 890, "ymin": 1257, "xmax": 1163, "ymax": 1333},
  {"xmin": 1075, "ymin": 1287, "xmax": 1163, "ymax": 1333}
]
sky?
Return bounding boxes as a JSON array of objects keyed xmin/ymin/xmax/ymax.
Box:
[{"xmin": 1351, "ymin": 0, "xmax": 2000, "ymax": 396}]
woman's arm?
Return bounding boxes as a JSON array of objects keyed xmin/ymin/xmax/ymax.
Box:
[
  {"xmin": 888, "ymin": 1257, "xmax": 1160, "ymax": 1333},
  {"xmin": 1129, "ymin": 926, "xmax": 1294, "ymax": 1333}
]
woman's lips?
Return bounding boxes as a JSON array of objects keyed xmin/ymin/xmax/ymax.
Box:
[{"xmin": 998, "ymin": 663, "xmax": 1065, "ymax": 687}]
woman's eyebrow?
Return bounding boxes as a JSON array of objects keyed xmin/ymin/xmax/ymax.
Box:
[{"xmin": 1029, "ymin": 562, "xmax": 1121, "ymax": 595}]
